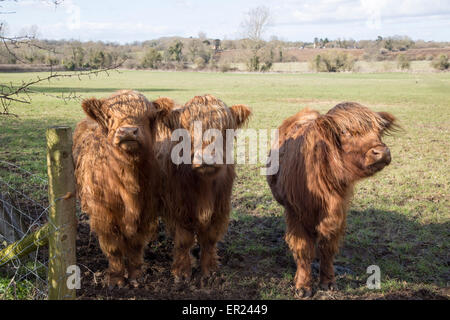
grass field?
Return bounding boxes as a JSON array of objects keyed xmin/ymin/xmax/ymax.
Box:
[
  {"xmin": 0, "ymin": 70, "xmax": 449, "ymax": 299},
  {"xmin": 230, "ymin": 60, "xmax": 437, "ymax": 73}
]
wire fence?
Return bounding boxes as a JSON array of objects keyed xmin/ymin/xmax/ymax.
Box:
[
  {"xmin": 0, "ymin": 160, "xmax": 50, "ymax": 299},
  {"xmin": 0, "ymin": 127, "xmax": 78, "ymax": 300}
]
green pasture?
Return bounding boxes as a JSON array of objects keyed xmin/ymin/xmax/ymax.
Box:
[{"xmin": 0, "ymin": 70, "xmax": 448, "ymax": 299}]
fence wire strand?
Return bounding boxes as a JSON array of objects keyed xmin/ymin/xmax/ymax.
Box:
[{"xmin": 0, "ymin": 159, "xmax": 75, "ymax": 300}]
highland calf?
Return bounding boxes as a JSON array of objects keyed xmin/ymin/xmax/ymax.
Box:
[
  {"xmin": 155, "ymin": 95, "xmax": 251, "ymax": 281},
  {"xmin": 267, "ymin": 102, "xmax": 397, "ymax": 297},
  {"xmin": 73, "ymin": 90, "xmax": 174, "ymax": 287}
]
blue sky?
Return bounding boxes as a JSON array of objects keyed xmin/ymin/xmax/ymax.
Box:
[{"xmin": 2, "ymin": 0, "xmax": 450, "ymax": 42}]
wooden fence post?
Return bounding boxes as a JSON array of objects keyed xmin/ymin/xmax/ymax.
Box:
[{"xmin": 46, "ymin": 126, "xmax": 77, "ymax": 300}]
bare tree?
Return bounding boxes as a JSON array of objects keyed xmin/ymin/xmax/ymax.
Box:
[
  {"xmin": 241, "ymin": 6, "xmax": 272, "ymax": 41},
  {"xmin": 0, "ymin": 0, "xmax": 123, "ymax": 116},
  {"xmin": 240, "ymin": 6, "xmax": 274, "ymax": 72},
  {"xmin": 198, "ymin": 31, "xmax": 207, "ymax": 41}
]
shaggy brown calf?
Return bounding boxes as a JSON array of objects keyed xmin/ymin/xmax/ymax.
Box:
[
  {"xmin": 155, "ymin": 95, "xmax": 251, "ymax": 281},
  {"xmin": 267, "ymin": 102, "xmax": 397, "ymax": 297},
  {"xmin": 73, "ymin": 90, "xmax": 174, "ymax": 287}
]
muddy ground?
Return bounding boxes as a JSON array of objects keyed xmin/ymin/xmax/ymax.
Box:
[{"xmin": 75, "ymin": 214, "xmax": 448, "ymax": 300}]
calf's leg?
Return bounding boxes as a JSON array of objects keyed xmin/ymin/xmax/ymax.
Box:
[
  {"xmin": 317, "ymin": 236, "xmax": 339, "ymax": 290},
  {"xmin": 316, "ymin": 210, "xmax": 346, "ymax": 291},
  {"xmin": 285, "ymin": 212, "xmax": 316, "ymax": 297},
  {"xmin": 171, "ymin": 225, "xmax": 195, "ymax": 282},
  {"xmin": 126, "ymin": 218, "xmax": 158, "ymax": 286},
  {"xmin": 97, "ymin": 232, "xmax": 126, "ymax": 288},
  {"xmin": 198, "ymin": 228, "xmax": 220, "ymax": 277},
  {"xmin": 126, "ymin": 236, "xmax": 146, "ymax": 286},
  {"xmin": 198, "ymin": 199, "xmax": 231, "ymax": 277}
]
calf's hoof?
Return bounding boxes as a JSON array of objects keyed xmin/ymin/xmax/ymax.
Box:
[
  {"xmin": 320, "ymin": 281, "xmax": 338, "ymax": 291},
  {"xmin": 128, "ymin": 265, "xmax": 144, "ymax": 284},
  {"xmin": 128, "ymin": 271, "xmax": 145, "ymax": 289},
  {"xmin": 172, "ymin": 267, "xmax": 192, "ymax": 283},
  {"xmin": 294, "ymin": 287, "xmax": 313, "ymax": 298},
  {"xmin": 129, "ymin": 279, "xmax": 141, "ymax": 288},
  {"xmin": 200, "ymin": 271, "xmax": 218, "ymax": 287},
  {"xmin": 106, "ymin": 274, "xmax": 126, "ymax": 289},
  {"xmin": 172, "ymin": 257, "xmax": 192, "ymax": 283},
  {"xmin": 200, "ymin": 261, "xmax": 219, "ymax": 278},
  {"xmin": 174, "ymin": 274, "xmax": 191, "ymax": 284}
]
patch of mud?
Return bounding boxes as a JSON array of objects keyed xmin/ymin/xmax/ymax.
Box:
[
  {"xmin": 76, "ymin": 214, "xmax": 449, "ymax": 300},
  {"xmin": 76, "ymin": 216, "xmax": 266, "ymax": 300}
]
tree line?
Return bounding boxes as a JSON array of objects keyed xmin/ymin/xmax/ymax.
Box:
[{"xmin": 1, "ymin": 35, "xmax": 449, "ymax": 73}]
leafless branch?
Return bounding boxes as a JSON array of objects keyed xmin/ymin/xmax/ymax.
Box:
[
  {"xmin": 241, "ymin": 6, "xmax": 272, "ymax": 42},
  {"xmin": 0, "ymin": 62, "xmax": 124, "ymax": 115},
  {"xmin": 0, "ymin": 1, "xmax": 129, "ymax": 116}
]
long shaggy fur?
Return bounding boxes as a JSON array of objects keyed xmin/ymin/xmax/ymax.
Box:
[
  {"xmin": 73, "ymin": 90, "xmax": 173, "ymax": 287},
  {"xmin": 155, "ymin": 94, "xmax": 251, "ymax": 280},
  {"xmin": 267, "ymin": 102, "xmax": 397, "ymax": 296}
]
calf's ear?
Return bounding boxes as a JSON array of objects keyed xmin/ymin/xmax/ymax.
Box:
[
  {"xmin": 230, "ymin": 104, "xmax": 252, "ymax": 128},
  {"xmin": 152, "ymin": 97, "xmax": 180, "ymax": 130},
  {"xmin": 82, "ymin": 98, "xmax": 108, "ymax": 130},
  {"xmin": 378, "ymin": 111, "xmax": 398, "ymax": 134},
  {"xmin": 153, "ymin": 97, "xmax": 175, "ymax": 116}
]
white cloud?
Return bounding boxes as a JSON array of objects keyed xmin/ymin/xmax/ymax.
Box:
[
  {"xmin": 81, "ymin": 22, "xmax": 169, "ymax": 34},
  {"xmin": 6, "ymin": 0, "xmax": 450, "ymax": 42},
  {"xmin": 16, "ymin": 0, "xmax": 56, "ymax": 9},
  {"xmin": 278, "ymin": 0, "xmax": 450, "ymax": 25},
  {"xmin": 64, "ymin": 0, "xmax": 81, "ymax": 30},
  {"xmin": 176, "ymin": 0, "xmax": 194, "ymax": 8},
  {"xmin": 39, "ymin": 20, "xmax": 172, "ymax": 42}
]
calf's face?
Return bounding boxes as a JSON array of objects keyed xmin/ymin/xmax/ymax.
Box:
[
  {"xmin": 190, "ymin": 104, "xmax": 251, "ymax": 175},
  {"xmin": 339, "ymin": 111, "xmax": 396, "ymax": 177},
  {"xmin": 82, "ymin": 91, "xmax": 172, "ymax": 155},
  {"xmin": 111, "ymin": 116, "xmax": 150, "ymax": 153},
  {"xmin": 341, "ymin": 131, "xmax": 391, "ymax": 177}
]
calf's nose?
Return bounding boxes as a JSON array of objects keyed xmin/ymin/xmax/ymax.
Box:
[
  {"xmin": 371, "ymin": 146, "xmax": 391, "ymax": 164},
  {"xmin": 118, "ymin": 127, "xmax": 139, "ymax": 137}
]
